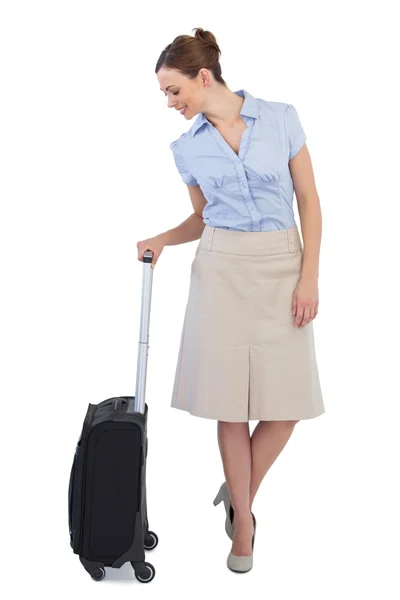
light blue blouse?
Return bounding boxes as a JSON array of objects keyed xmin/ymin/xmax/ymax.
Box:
[{"xmin": 169, "ymin": 89, "xmax": 307, "ymax": 231}]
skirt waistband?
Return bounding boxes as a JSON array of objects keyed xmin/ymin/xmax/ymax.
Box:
[{"xmin": 198, "ymin": 225, "xmax": 302, "ymax": 256}]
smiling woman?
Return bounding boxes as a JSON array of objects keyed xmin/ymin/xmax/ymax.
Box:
[
  {"xmin": 155, "ymin": 27, "xmax": 227, "ymax": 121},
  {"xmin": 151, "ymin": 26, "xmax": 325, "ymax": 576}
]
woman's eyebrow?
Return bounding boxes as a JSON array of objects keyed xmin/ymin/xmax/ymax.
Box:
[{"xmin": 160, "ymin": 85, "xmax": 176, "ymax": 92}]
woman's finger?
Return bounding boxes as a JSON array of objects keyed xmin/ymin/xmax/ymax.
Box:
[
  {"xmin": 292, "ymin": 295, "xmax": 297, "ymax": 316},
  {"xmin": 294, "ymin": 305, "xmax": 304, "ymax": 327},
  {"xmin": 300, "ymin": 305, "xmax": 311, "ymax": 327}
]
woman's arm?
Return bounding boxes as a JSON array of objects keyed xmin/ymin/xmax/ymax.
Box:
[{"xmin": 289, "ymin": 143, "xmax": 322, "ymax": 281}]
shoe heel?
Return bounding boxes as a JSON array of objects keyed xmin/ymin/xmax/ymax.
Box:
[{"xmin": 213, "ymin": 484, "xmax": 224, "ymax": 506}]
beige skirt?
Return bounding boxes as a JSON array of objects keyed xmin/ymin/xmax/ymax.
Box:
[{"xmin": 170, "ymin": 224, "xmax": 325, "ymax": 422}]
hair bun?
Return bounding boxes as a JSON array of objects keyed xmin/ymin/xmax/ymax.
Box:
[
  {"xmin": 155, "ymin": 29, "xmax": 226, "ymax": 87},
  {"xmin": 192, "ymin": 27, "xmax": 221, "ymax": 55}
]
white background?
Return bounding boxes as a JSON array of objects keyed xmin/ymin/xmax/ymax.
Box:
[{"xmin": 1, "ymin": 1, "xmax": 399, "ymax": 597}]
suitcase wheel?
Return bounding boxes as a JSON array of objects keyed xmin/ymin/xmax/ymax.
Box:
[
  {"xmin": 90, "ymin": 567, "xmax": 105, "ymax": 582},
  {"xmin": 144, "ymin": 531, "xmax": 158, "ymax": 550},
  {"xmin": 131, "ymin": 561, "xmax": 156, "ymax": 583}
]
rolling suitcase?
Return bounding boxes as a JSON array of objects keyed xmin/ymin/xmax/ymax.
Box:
[{"xmin": 68, "ymin": 249, "xmax": 158, "ymax": 583}]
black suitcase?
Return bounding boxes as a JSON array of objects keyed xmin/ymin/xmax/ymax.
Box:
[{"xmin": 68, "ymin": 250, "xmax": 158, "ymax": 583}]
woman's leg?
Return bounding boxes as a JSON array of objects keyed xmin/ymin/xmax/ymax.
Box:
[
  {"xmin": 217, "ymin": 419, "xmax": 299, "ymax": 555},
  {"xmin": 217, "ymin": 421, "xmax": 254, "ymax": 556},
  {"xmin": 249, "ymin": 420, "xmax": 299, "ymax": 510}
]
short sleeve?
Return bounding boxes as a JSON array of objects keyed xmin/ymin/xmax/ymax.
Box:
[
  {"xmin": 285, "ymin": 103, "xmax": 307, "ymax": 160},
  {"xmin": 169, "ymin": 139, "xmax": 198, "ymax": 186}
]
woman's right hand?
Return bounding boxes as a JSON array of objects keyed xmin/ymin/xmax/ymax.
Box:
[{"xmin": 136, "ymin": 235, "xmax": 166, "ymax": 269}]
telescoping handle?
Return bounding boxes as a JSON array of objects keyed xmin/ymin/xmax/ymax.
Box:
[{"xmin": 127, "ymin": 250, "xmax": 154, "ymax": 415}]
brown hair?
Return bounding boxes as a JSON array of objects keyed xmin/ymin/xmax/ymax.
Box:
[{"xmin": 155, "ymin": 27, "xmax": 227, "ymax": 86}]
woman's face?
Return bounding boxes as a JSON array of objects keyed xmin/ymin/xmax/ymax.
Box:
[{"xmin": 157, "ymin": 67, "xmax": 208, "ymax": 120}]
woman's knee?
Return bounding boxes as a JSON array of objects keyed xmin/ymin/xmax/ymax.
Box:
[
  {"xmin": 218, "ymin": 420, "xmax": 249, "ymax": 429},
  {"xmin": 262, "ymin": 419, "xmax": 299, "ymax": 426}
]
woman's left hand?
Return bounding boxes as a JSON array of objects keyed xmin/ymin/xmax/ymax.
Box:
[{"xmin": 292, "ymin": 277, "xmax": 319, "ymax": 328}]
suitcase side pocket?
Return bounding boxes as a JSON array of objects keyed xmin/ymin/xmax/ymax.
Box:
[
  {"xmin": 68, "ymin": 440, "xmax": 81, "ymax": 549},
  {"xmin": 70, "ymin": 403, "xmax": 97, "ymax": 554}
]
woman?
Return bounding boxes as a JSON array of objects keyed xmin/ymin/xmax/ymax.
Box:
[{"xmin": 137, "ymin": 27, "xmax": 325, "ymax": 573}]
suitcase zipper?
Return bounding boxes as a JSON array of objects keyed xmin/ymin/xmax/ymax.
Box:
[{"xmin": 68, "ymin": 441, "xmax": 80, "ymax": 545}]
